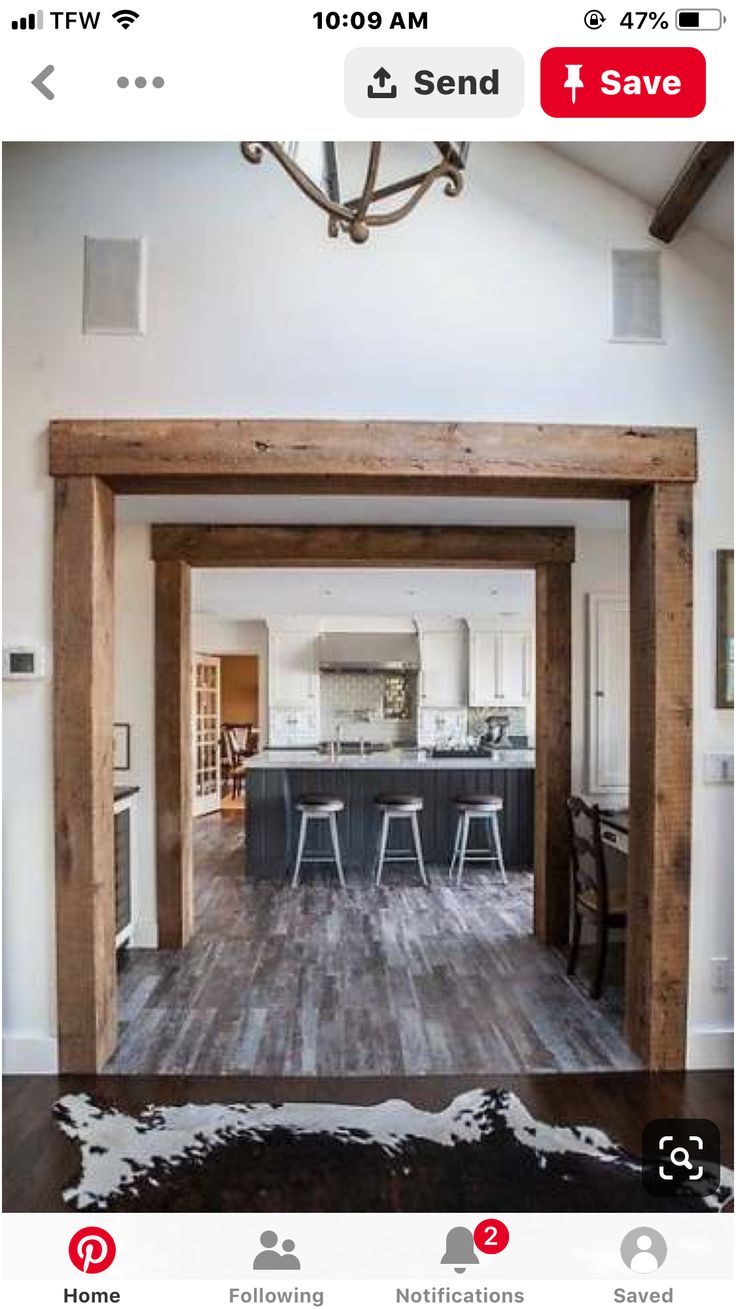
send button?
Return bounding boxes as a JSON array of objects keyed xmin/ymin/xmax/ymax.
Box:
[{"xmin": 345, "ymin": 48, "xmax": 525, "ymax": 117}]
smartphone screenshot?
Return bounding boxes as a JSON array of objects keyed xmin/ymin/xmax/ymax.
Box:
[{"xmin": 1, "ymin": 2, "xmax": 733, "ymax": 1305}]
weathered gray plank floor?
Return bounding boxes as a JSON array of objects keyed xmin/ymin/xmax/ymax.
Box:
[{"xmin": 107, "ymin": 812, "xmax": 639, "ymax": 1076}]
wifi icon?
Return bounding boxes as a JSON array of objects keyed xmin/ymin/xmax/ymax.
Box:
[{"xmin": 112, "ymin": 8, "xmax": 139, "ymax": 28}]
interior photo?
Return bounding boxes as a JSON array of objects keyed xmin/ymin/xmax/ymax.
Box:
[{"xmin": 2, "ymin": 140, "xmax": 733, "ymax": 1212}]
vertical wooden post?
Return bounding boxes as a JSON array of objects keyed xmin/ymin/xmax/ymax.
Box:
[
  {"xmin": 628, "ymin": 484, "xmax": 693, "ymax": 1068},
  {"xmin": 534, "ymin": 562, "xmax": 572, "ymax": 945},
  {"xmin": 54, "ymin": 476, "xmax": 116, "ymax": 1072},
  {"xmin": 155, "ymin": 559, "xmax": 193, "ymax": 947}
]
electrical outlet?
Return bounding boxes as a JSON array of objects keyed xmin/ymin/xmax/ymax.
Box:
[{"xmin": 709, "ymin": 957, "xmax": 732, "ymax": 991}]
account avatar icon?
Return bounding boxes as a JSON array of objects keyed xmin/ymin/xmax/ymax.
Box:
[
  {"xmin": 253, "ymin": 1230, "xmax": 301, "ymax": 1271},
  {"xmin": 620, "ymin": 1227, "xmax": 668, "ymax": 1274}
]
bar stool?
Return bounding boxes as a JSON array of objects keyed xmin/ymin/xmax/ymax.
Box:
[
  {"xmin": 449, "ymin": 794, "xmax": 508, "ymax": 886},
  {"xmin": 291, "ymin": 795, "xmax": 346, "ymax": 888},
  {"xmin": 373, "ymin": 794, "xmax": 428, "ymax": 887}
]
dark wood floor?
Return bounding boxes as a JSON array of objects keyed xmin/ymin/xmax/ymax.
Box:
[
  {"xmin": 106, "ymin": 812, "xmax": 638, "ymax": 1076},
  {"xmin": 3, "ymin": 1070, "xmax": 732, "ymax": 1212}
]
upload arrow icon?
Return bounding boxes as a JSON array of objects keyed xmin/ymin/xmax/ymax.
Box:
[{"xmin": 368, "ymin": 66, "xmax": 397, "ymax": 98}]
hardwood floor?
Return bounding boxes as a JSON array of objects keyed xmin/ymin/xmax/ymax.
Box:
[
  {"xmin": 106, "ymin": 811, "xmax": 638, "ymax": 1076},
  {"xmin": 3, "ymin": 1070, "xmax": 732, "ymax": 1212}
]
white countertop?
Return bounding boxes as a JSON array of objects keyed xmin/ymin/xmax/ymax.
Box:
[{"xmin": 247, "ymin": 749, "xmax": 536, "ymax": 770}]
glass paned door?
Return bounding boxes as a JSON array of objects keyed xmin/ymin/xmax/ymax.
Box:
[{"xmin": 193, "ymin": 654, "xmax": 221, "ymax": 816}]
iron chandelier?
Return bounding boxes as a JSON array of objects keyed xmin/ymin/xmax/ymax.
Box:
[{"xmin": 240, "ymin": 141, "xmax": 470, "ymax": 244}]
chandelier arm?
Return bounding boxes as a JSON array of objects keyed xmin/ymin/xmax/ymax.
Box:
[
  {"xmin": 240, "ymin": 142, "xmax": 357, "ymax": 226},
  {"xmin": 354, "ymin": 142, "xmax": 382, "ymax": 222},
  {"xmin": 358, "ymin": 164, "xmax": 464, "ymax": 229}
]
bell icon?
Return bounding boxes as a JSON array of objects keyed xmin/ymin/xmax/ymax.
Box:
[{"xmin": 441, "ymin": 1226, "xmax": 479, "ymax": 1273}]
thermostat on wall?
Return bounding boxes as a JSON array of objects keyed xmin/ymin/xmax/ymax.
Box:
[{"xmin": 3, "ymin": 644, "xmax": 48, "ymax": 681}]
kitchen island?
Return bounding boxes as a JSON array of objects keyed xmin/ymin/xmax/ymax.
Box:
[{"xmin": 244, "ymin": 749, "xmax": 535, "ymax": 876}]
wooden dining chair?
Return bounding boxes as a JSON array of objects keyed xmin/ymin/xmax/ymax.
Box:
[
  {"xmin": 220, "ymin": 725, "xmax": 248, "ymax": 799},
  {"xmin": 566, "ymin": 795, "xmax": 628, "ymax": 1000}
]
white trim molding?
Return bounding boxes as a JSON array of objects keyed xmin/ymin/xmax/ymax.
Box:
[
  {"xmin": 687, "ymin": 1024, "xmax": 734, "ymax": 1070},
  {"xmin": 3, "ymin": 1032, "xmax": 58, "ymax": 1073}
]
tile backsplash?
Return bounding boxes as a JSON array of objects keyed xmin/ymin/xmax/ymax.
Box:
[{"xmin": 320, "ymin": 671, "xmax": 417, "ymax": 745}]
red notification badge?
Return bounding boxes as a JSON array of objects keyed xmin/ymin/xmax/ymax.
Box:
[{"xmin": 474, "ymin": 1218, "xmax": 510, "ymax": 1255}]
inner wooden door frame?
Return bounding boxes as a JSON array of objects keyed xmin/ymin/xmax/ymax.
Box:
[
  {"xmin": 151, "ymin": 524, "xmax": 575, "ymax": 955},
  {"xmin": 50, "ymin": 419, "xmax": 695, "ymax": 1074}
]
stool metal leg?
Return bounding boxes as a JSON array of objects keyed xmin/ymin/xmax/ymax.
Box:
[
  {"xmin": 291, "ymin": 812, "xmax": 308, "ymax": 888},
  {"xmin": 410, "ymin": 812, "xmax": 428, "ymax": 886},
  {"xmin": 455, "ymin": 813, "xmax": 471, "ymax": 886},
  {"xmin": 374, "ymin": 811, "xmax": 390, "ymax": 886},
  {"xmin": 329, "ymin": 811, "xmax": 346, "ymax": 887},
  {"xmin": 490, "ymin": 811, "xmax": 508, "ymax": 884},
  {"xmin": 448, "ymin": 814, "xmax": 463, "ymax": 883}
]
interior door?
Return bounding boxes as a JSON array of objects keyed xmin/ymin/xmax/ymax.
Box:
[
  {"xmin": 588, "ymin": 595, "xmax": 630, "ymax": 793},
  {"xmin": 193, "ymin": 654, "xmax": 221, "ymax": 816}
]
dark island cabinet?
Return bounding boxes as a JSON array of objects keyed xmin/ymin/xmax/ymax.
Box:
[{"xmin": 245, "ymin": 767, "xmax": 534, "ymax": 877}]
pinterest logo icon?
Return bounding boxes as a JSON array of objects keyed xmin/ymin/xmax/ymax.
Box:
[{"xmin": 68, "ymin": 1227, "xmax": 117, "ymax": 1275}]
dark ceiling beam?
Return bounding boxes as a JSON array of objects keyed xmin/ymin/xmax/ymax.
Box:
[{"xmin": 649, "ymin": 141, "xmax": 733, "ymax": 244}]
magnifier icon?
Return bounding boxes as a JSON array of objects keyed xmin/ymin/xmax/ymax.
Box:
[{"xmin": 669, "ymin": 1146, "xmax": 692, "ymax": 1169}]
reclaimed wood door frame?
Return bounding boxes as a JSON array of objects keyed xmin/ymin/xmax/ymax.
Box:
[{"xmin": 50, "ymin": 419, "xmax": 696, "ymax": 1072}]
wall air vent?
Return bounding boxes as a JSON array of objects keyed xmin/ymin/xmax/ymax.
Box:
[
  {"xmin": 610, "ymin": 248, "xmax": 663, "ymax": 342},
  {"xmin": 83, "ymin": 236, "xmax": 147, "ymax": 334}
]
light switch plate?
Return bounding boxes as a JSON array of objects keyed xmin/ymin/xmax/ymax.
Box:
[{"xmin": 704, "ymin": 752, "xmax": 734, "ymax": 784}]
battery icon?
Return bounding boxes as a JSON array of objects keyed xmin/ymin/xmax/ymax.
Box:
[{"xmin": 676, "ymin": 8, "xmax": 724, "ymax": 27}]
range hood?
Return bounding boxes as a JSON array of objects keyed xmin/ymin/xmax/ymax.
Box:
[{"xmin": 318, "ymin": 632, "xmax": 420, "ymax": 674}]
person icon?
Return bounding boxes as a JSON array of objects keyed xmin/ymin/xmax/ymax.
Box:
[
  {"xmin": 253, "ymin": 1231, "xmax": 284, "ymax": 1270},
  {"xmin": 280, "ymin": 1240, "xmax": 300, "ymax": 1270},
  {"xmin": 630, "ymin": 1234, "xmax": 659, "ymax": 1274},
  {"xmin": 620, "ymin": 1227, "xmax": 667, "ymax": 1274}
]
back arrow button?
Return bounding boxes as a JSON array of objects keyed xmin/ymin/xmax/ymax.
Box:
[{"xmin": 32, "ymin": 65, "xmax": 55, "ymax": 100}]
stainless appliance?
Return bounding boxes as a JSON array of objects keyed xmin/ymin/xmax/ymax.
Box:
[
  {"xmin": 317, "ymin": 631, "xmax": 420, "ymax": 673},
  {"xmin": 478, "ymin": 714, "xmax": 511, "ymax": 750}
]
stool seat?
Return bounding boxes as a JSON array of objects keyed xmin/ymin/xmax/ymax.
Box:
[
  {"xmin": 296, "ymin": 795, "xmax": 344, "ymax": 814},
  {"xmin": 455, "ymin": 794, "xmax": 503, "ymax": 813},
  {"xmin": 375, "ymin": 793, "xmax": 423, "ymax": 812}
]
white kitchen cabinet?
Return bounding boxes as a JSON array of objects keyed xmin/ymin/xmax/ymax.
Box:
[
  {"xmin": 587, "ymin": 594, "xmax": 629, "ymax": 794},
  {"xmin": 268, "ymin": 629, "xmax": 318, "ymax": 706},
  {"xmin": 468, "ymin": 625, "xmax": 533, "ymax": 706},
  {"xmin": 418, "ymin": 624, "xmax": 466, "ymax": 707}
]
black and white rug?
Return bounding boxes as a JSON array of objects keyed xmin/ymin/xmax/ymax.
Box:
[{"xmin": 54, "ymin": 1088, "xmax": 733, "ymax": 1213}]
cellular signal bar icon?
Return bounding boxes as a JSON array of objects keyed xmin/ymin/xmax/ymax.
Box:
[{"xmin": 11, "ymin": 9, "xmax": 43, "ymax": 28}]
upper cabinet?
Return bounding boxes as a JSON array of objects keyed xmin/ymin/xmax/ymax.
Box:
[
  {"xmin": 268, "ymin": 626, "xmax": 318, "ymax": 706},
  {"xmin": 468, "ymin": 623, "xmax": 534, "ymax": 706},
  {"xmin": 587, "ymin": 594, "xmax": 629, "ymax": 794},
  {"xmin": 417, "ymin": 622, "xmax": 467, "ymax": 707}
]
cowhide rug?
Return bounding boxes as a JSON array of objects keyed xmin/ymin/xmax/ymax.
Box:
[{"xmin": 54, "ymin": 1088, "xmax": 733, "ymax": 1213}]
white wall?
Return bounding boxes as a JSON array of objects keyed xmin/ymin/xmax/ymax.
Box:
[{"xmin": 3, "ymin": 141, "xmax": 732, "ymax": 1071}]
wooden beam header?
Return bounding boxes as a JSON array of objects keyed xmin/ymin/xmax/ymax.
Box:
[
  {"xmin": 151, "ymin": 524, "xmax": 576, "ymax": 569},
  {"xmin": 49, "ymin": 419, "xmax": 697, "ymax": 496},
  {"xmin": 649, "ymin": 142, "xmax": 733, "ymax": 244}
]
